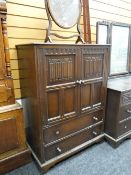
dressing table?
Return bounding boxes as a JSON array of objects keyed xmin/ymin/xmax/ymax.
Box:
[
  {"xmin": 97, "ymin": 21, "xmax": 131, "ymax": 147},
  {"xmin": 105, "ymin": 76, "xmax": 131, "ymax": 147}
]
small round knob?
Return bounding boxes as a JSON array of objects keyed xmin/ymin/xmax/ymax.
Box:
[
  {"xmin": 93, "ymin": 116, "xmax": 98, "ymax": 121},
  {"xmin": 56, "ymin": 130, "xmax": 60, "ymax": 135},
  {"xmin": 125, "ymin": 125, "xmax": 127, "ymax": 129},
  {"xmin": 57, "ymin": 147, "xmax": 62, "ymax": 153}
]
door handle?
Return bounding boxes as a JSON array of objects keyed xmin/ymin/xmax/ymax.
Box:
[
  {"xmin": 81, "ymin": 80, "xmax": 84, "ymax": 84},
  {"xmin": 76, "ymin": 80, "xmax": 84, "ymax": 85},
  {"xmin": 76, "ymin": 80, "xmax": 82, "ymax": 85}
]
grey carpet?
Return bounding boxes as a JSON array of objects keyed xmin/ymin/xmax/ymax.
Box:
[{"xmin": 6, "ymin": 140, "xmax": 131, "ymax": 175}]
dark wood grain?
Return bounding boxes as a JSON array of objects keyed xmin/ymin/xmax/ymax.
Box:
[
  {"xmin": 105, "ymin": 75, "xmax": 131, "ymax": 147},
  {"xmin": 44, "ymin": 110, "xmax": 103, "ymax": 144},
  {"xmin": 16, "ymin": 43, "xmax": 110, "ymax": 171},
  {"xmin": 45, "ymin": 123, "xmax": 103, "ymax": 161}
]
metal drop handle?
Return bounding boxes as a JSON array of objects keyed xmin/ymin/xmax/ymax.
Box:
[
  {"xmin": 93, "ymin": 131, "xmax": 97, "ymax": 136},
  {"xmin": 57, "ymin": 147, "xmax": 62, "ymax": 153},
  {"xmin": 126, "ymin": 109, "xmax": 131, "ymax": 114},
  {"xmin": 93, "ymin": 116, "xmax": 98, "ymax": 121}
]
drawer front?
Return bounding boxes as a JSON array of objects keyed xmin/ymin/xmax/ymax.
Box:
[
  {"xmin": 43, "ymin": 110, "xmax": 103, "ymax": 144},
  {"xmin": 118, "ymin": 119, "xmax": 131, "ymax": 137},
  {"xmin": 120, "ymin": 104, "xmax": 131, "ymax": 121},
  {"xmin": 121, "ymin": 91, "xmax": 131, "ymax": 106},
  {"xmin": 44, "ymin": 124, "xmax": 103, "ymax": 161}
]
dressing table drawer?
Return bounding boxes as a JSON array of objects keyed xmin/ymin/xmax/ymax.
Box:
[
  {"xmin": 120, "ymin": 104, "xmax": 131, "ymax": 121},
  {"xmin": 118, "ymin": 119, "xmax": 131, "ymax": 137},
  {"xmin": 121, "ymin": 91, "xmax": 131, "ymax": 106}
]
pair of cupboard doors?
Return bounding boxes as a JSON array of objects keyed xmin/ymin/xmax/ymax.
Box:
[{"xmin": 34, "ymin": 44, "xmax": 110, "ymax": 125}]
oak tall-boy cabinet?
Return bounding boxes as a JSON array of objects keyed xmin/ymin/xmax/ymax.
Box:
[{"xmin": 17, "ymin": 43, "xmax": 110, "ymax": 171}]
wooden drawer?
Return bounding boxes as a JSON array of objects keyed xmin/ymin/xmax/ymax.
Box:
[
  {"xmin": 118, "ymin": 119, "xmax": 131, "ymax": 137},
  {"xmin": 121, "ymin": 91, "xmax": 131, "ymax": 106},
  {"xmin": 44, "ymin": 124, "xmax": 103, "ymax": 161},
  {"xmin": 43, "ymin": 110, "xmax": 103, "ymax": 144},
  {"xmin": 120, "ymin": 104, "xmax": 131, "ymax": 121}
]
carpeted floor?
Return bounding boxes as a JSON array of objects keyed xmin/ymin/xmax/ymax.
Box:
[{"xmin": 6, "ymin": 140, "xmax": 131, "ymax": 175}]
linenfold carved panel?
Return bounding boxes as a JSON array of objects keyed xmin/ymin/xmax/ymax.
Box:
[
  {"xmin": 47, "ymin": 55, "xmax": 75, "ymax": 84},
  {"xmin": 82, "ymin": 54, "xmax": 103, "ymax": 79}
]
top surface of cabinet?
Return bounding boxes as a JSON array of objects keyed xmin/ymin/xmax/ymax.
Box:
[
  {"xmin": 107, "ymin": 75, "xmax": 131, "ymax": 92},
  {"xmin": 16, "ymin": 43, "xmax": 111, "ymax": 46}
]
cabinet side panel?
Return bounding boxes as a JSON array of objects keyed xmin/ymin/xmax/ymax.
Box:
[
  {"xmin": 105, "ymin": 89, "xmax": 120, "ymax": 138},
  {"xmin": 17, "ymin": 45, "xmax": 43, "ymax": 161}
]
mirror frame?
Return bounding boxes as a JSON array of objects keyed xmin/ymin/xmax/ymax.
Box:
[
  {"xmin": 47, "ymin": 0, "xmax": 82, "ymax": 29},
  {"xmin": 96, "ymin": 21, "xmax": 131, "ymax": 77},
  {"xmin": 45, "ymin": 0, "xmax": 85, "ymax": 43}
]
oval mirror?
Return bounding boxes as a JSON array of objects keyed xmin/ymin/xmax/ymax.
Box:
[{"xmin": 48, "ymin": 0, "xmax": 81, "ymax": 28}]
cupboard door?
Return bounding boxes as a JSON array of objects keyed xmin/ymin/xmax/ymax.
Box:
[
  {"xmin": 79, "ymin": 47, "xmax": 105, "ymax": 114},
  {"xmin": 41, "ymin": 46, "xmax": 78, "ymax": 124}
]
